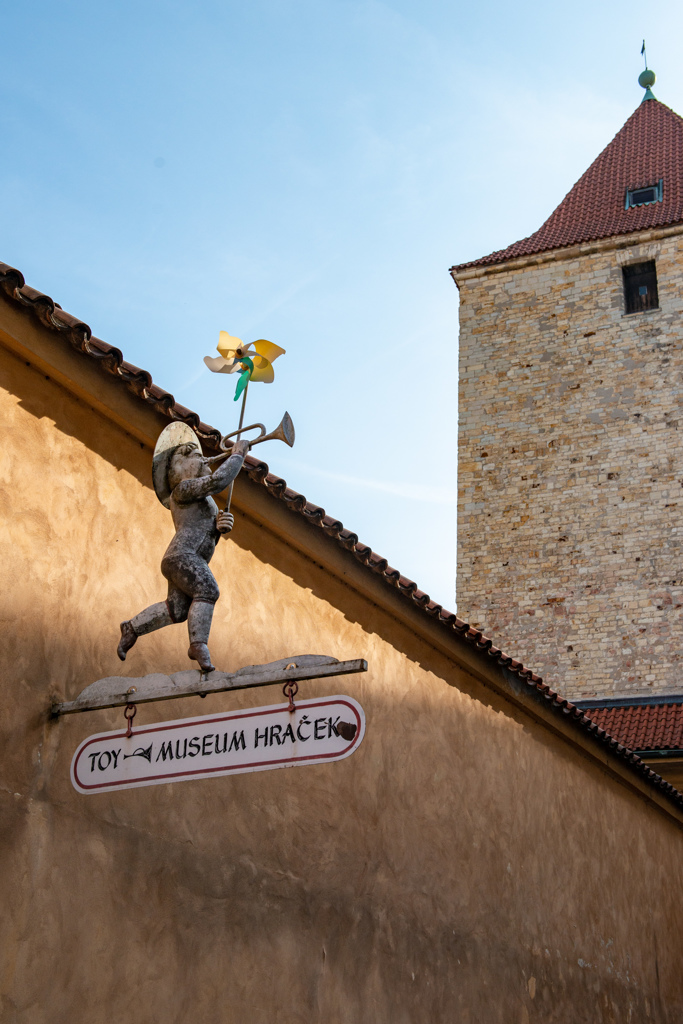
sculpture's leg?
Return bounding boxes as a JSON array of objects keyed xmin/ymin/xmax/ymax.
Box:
[
  {"xmin": 162, "ymin": 554, "xmax": 218, "ymax": 672},
  {"xmin": 117, "ymin": 603, "xmax": 173, "ymax": 661},
  {"xmin": 187, "ymin": 600, "xmax": 215, "ymax": 673}
]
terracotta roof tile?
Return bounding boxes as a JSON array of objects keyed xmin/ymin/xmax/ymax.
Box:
[
  {"xmin": 579, "ymin": 701, "xmax": 683, "ymax": 751},
  {"xmin": 451, "ymin": 98, "xmax": 683, "ymax": 273},
  {"xmin": 2, "ymin": 261, "xmax": 683, "ymax": 810}
]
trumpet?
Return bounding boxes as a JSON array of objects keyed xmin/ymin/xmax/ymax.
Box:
[{"xmin": 206, "ymin": 412, "xmax": 295, "ymax": 464}]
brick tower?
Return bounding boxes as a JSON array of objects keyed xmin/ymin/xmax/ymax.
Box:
[{"xmin": 451, "ymin": 76, "xmax": 683, "ymax": 700}]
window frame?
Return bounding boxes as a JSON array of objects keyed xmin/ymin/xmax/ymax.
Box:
[
  {"xmin": 622, "ymin": 260, "xmax": 659, "ymax": 315},
  {"xmin": 625, "ymin": 178, "xmax": 663, "ymax": 210}
]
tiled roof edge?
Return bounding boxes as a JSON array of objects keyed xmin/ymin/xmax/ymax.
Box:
[
  {"xmin": 575, "ymin": 693, "xmax": 683, "ymax": 709},
  {"xmin": 2, "ymin": 261, "xmax": 683, "ymax": 814},
  {"xmin": 0, "ymin": 263, "xmax": 224, "ymax": 449},
  {"xmin": 450, "ymin": 221, "xmax": 683, "ymax": 277}
]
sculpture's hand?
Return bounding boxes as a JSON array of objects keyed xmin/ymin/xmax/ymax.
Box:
[
  {"xmin": 216, "ymin": 510, "xmax": 234, "ymax": 536},
  {"xmin": 231, "ymin": 439, "xmax": 250, "ymax": 457}
]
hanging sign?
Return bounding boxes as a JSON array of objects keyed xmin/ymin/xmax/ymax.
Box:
[{"xmin": 70, "ymin": 695, "xmax": 365, "ymax": 795}]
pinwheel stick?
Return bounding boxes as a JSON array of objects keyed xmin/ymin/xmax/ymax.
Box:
[{"xmin": 225, "ymin": 382, "xmax": 249, "ymax": 514}]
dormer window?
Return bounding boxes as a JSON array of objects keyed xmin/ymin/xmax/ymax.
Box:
[
  {"xmin": 623, "ymin": 261, "xmax": 659, "ymax": 314},
  {"xmin": 625, "ymin": 179, "xmax": 663, "ymax": 209}
]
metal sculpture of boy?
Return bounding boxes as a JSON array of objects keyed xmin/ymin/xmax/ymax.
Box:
[
  {"xmin": 118, "ymin": 330, "xmax": 292, "ymax": 675},
  {"xmin": 117, "ymin": 423, "xmax": 250, "ymax": 674}
]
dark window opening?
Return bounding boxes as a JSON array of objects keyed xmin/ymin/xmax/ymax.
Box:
[
  {"xmin": 623, "ymin": 261, "xmax": 659, "ymax": 314},
  {"xmin": 625, "ymin": 178, "xmax": 663, "ymax": 209},
  {"xmin": 632, "ymin": 187, "xmax": 656, "ymax": 204}
]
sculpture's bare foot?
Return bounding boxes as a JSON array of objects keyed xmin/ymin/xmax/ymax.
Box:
[
  {"xmin": 188, "ymin": 642, "xmax": 215, "ymax": 673},
  {"xmin": 117, "ymin": 621, "xmax": 138, "ymax": 661}
]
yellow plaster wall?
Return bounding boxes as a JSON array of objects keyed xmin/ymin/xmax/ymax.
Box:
[{"xmin": 2, "ymin": 346, "xmax": 683, "ymax": 1023}]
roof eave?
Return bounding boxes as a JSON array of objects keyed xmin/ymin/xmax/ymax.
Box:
[{"xmin": 450, "ymin": 221, "xmax": 683, "ymax": 283}]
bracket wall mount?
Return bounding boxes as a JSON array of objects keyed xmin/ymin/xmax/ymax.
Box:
[{"xmin": 51, "ymin": 655, "xmax": 368, "ymax": 717}]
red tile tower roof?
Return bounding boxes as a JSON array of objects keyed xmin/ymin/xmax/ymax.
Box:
[{"xmin": 451, "ymin": 98, "xmax": 683, "ymax": 273}]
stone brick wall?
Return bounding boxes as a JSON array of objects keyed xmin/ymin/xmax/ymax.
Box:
[{"xmin": 454, "ymin": 228, "xmax": 683, "ymax": 699}]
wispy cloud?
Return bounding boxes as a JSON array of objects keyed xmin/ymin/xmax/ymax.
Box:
[{"xmin": 284, "ymin": 459, "xmax": 456, "ymax": 504}]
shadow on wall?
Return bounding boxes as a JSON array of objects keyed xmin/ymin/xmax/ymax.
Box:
[{"xmin": 5, "ymin": 350, "xmax": 154, "ymax": 491}]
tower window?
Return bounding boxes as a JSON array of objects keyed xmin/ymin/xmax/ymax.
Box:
[
  {"xmin": 625, "ymin": 179, "xmax": 663, "ymax": 209},
  {"xmin": 623, "ymin": 261, "xmax": 659, "ymax": 314}
]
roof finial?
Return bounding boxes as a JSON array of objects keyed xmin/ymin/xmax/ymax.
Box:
[{"xmin": 638, "ymin": 40, "xmax": 656, "ymax": 102}]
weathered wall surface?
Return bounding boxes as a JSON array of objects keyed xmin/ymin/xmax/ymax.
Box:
[
  {"xmin": 2, "ymin": 344, "xmax": 683, "ymax": 1023},
  {"xmin": 456, "ymin": 230, "xmax": 683, "ymax": 700}
]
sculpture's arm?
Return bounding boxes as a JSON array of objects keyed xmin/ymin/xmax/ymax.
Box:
[{"xmin": 174, "ymin": 449, "xmax": 247, "ymax": 505}]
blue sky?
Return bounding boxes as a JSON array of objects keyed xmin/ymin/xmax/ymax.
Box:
[{"xmin": 3, "ymin": 1, "xmax": 683, "ymax": 610}]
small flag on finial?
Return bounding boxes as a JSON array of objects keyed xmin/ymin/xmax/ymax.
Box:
[{"xmin": 641, "ymin": 40, "xmax": 647, "ymax": 68}]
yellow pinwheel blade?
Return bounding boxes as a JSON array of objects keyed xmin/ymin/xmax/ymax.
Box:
[
  {"xmin": 253, "ymin": 339, "xmax": 286, "ymax": 363},
  {"xmin": 217, "ymin": 331, "xmax": 243, "ymax": 359},
  {"xmin": 250, "ymin": 359, "xmax": 275, "ymax": 384}
]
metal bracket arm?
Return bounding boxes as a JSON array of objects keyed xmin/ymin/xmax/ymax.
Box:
[{"xmin": 51, "ymin": 655, "xmax": 368, "ymax": 717}]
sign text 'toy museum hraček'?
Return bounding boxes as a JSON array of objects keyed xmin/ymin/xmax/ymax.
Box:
[{"xmin": 71, "ymin": 695, "xmax": 365, "ymax": 794}]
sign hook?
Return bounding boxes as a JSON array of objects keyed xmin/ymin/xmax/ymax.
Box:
[
  {"xmin": 124, "ymin": 703, "xmax": 137, "ymax": 738},
  {"xmin": 282, "ymin": 680, "xmax": 298, "ymax": 713}
]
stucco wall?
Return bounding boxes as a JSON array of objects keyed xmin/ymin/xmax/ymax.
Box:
[
  {"xmin": 456, "ymin": 231, "xmax": 683, "ymax": 700},
  {"xmin": 2, "ymin": 345, "xmax": 683, "ymax": 1023}
]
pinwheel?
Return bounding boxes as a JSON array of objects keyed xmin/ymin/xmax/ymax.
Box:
[
  {"xmin": 203, "ymin": 331, "xmax": 288, "ymax": 517},
  {"xmin": 204, "ymin": 332, "xmax": 286, "ymax": 402}
]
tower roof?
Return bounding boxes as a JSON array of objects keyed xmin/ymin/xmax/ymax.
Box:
[{"xmin": 452, "ymin": 98, "xmax": 683, "ymax": 273}]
